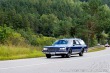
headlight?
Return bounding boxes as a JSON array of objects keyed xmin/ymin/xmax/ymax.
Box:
[
  {"xmin": 60, "ymin": 48, "xmax": 66, "ymax": 50},
  {"xmin": 43, "ymin": 48, "xmax": 48, "ymax": 50}
]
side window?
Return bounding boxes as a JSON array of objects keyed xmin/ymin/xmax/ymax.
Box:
[
  {"xmin": 73, "ymin": 40, "xmax": 76, "ymax": 45},
  {"xmin": 73, "ymin": 40, "xmax": 80, "ymax": 45},
  {"xmin": 75, "ymin": 40, "xmax": 80, "ymax": 45}
]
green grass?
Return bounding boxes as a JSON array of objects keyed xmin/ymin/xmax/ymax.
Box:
[
  {"xmin": 0, "ymin": 45, "xmax": 45, "ymax": 60},
  {"xmin": 88, "ymin": 46, "xmax": 106, "ymax": 52},
  {"xmin": 0, "ymin": 45, "xmax": 106, "ymax": 60}
]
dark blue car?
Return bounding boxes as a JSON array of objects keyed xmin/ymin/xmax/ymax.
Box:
[{"xmin": 42, "ymin": 38, "xmax": 88, "ymax": 58}]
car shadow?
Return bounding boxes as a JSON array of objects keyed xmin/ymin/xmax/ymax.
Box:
[{"xmin": 45, "ymin": 55, "xmax": 80, "ymax": 59}]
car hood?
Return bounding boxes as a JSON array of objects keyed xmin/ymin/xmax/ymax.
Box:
[{"xmin": 44, "ymin": 44, "xmax": 71, "ymax": 48}]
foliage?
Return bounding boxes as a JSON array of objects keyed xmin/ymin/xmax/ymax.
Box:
[
  {"xmin": 18, "ymin": 29, "xmax": 56, "ymax": 46},
  {"xmin": 0, "ymin": 26, "xmax": 27, "ymax": 46},
  {"xmin": 0, "ymin": 0, "xmax": 110, "ymax": 47}
]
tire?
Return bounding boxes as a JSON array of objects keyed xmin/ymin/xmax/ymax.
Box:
[
  {"xmin": 66, "ymin": 50, "xmax": 72, "ymax": 58},
  {"xmin": 79, "ymin": 49, "xmax": 84, "ymax": 56},
  {"xmin": 46, "ymin": 54, "xmax": 51, "ymax": 58}
]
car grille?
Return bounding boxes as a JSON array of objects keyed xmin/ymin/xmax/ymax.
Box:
[{"xmin": 48, "ymin": 48, "xmax": 60, "ymax": 52}]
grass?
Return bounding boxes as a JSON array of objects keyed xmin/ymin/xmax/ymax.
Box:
[
  {"xmin": 0, "ymin": 45, "xmax": 106, "ymax": 60},
  {"xmin": 0, "ymin": 45, "xmax": 45, "ymax": 60},
  {"xmin": 88, "ymin": 46, "xmax": 106, "ymax": 52}
]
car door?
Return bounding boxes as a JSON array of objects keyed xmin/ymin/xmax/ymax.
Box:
[{"xmin": 71, "ymin": 40, "xmax": 82, "ymax": 53}]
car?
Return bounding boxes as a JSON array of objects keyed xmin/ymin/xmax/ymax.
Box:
[
  {"xmin": 105, "ymin": 43, "xmax": 110, "ymax": 47},
  {"xmin": 42, "ymin": 38, "xmax": 88, "ymax": 58}
]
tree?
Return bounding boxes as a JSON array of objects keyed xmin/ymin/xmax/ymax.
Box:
[{"xmin": 39, "ymin": 14, "xmax": 59, "ymax": 36}]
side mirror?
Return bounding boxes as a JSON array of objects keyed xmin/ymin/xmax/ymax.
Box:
[{"xmin": 73, "ymin": 44, "xmax": 75, "ymax": 46}]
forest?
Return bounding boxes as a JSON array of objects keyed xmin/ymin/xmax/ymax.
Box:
[{"xmin": 0, "ymin": 0, "xmax": 110, "ymax": 47}]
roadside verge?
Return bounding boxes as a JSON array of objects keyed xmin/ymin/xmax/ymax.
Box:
[{"xmin": 88, "ymin": 45, "xmax": 106, "ymax": 52}]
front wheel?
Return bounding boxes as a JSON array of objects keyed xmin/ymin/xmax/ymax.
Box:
[
  {"xmin": 66, "ymin": 50, "xmax": 72, "ymax": 58},
  {"xmin": 46, "ymin": 54, "xmax": 51, "ymax": 58}
]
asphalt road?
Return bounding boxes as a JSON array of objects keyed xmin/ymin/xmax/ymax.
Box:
[{"xmin": 0, "ymin": 47, "xmax": 110, "ymax": 73}]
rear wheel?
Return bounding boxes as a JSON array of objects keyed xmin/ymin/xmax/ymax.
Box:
[
  {"xmin": 46, "ymin": 54, "xmax": 51, "ymax": 58},
  {"xmin": 79, "ymin": 49, "xmax": 84, "ymax": 56}
]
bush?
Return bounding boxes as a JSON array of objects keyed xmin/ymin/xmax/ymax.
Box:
[
  {"xmin": 0, "ymin": 26, "xmax": 10, "ymax": 43},
  {"xmin": 18, "ymin": 29, "xmax": 56, "ymax": 46},
  {"xmin": 89, "ymin": 36, "xmax": 98, "ymax": 47},
  {"xmin": 0, "ymin": 26, "xmax": 28, "ymax": 46},
  {"xmin": 6, "ymin": 32, "xmax": 28, "ymax": 46},
  {"xmin": 35, "ymin": 36, "xmax": 56, "ymax": 46}
]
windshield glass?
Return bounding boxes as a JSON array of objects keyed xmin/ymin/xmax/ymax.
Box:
[{"xmin": 53, "ymin": 40, "xmax": 68, "ymax": 45}]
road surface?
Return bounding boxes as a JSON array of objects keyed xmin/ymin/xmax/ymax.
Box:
[{"xmin": 0, "ymin": 47, "xmax": 110, "ymax": 73}]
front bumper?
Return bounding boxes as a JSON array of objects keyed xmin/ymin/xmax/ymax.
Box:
[{"xmin": 43, "ymin": 51, "xmax": 68, "ymax": 55}]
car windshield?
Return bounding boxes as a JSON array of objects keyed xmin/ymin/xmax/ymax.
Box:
[{"xmin": 53, "ymin": 40, "xmax": 68, "ymax": 45}]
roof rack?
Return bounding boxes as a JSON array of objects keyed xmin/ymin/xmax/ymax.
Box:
[{"xmin": 61, "ymin": 38, "xmax": 81, "ymax": 40}]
